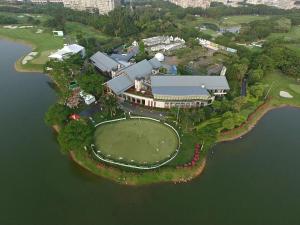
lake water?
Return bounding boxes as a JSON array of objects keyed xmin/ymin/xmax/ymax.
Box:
[{"xmin": 1, "ymin": 39, "xmax": 300, "ymax": 225}]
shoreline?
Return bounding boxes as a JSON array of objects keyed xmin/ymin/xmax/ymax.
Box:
[
  {"xmin": 69, "ymin": 149, "xmax": 207, "ymax": 186},
  {"xmin": 52, "ymin": 124, "xmax": 207, "ymax": 186},
  {"xmin": 218, "ymin": 101, "xmax": 300, "ymax": 142},
  {"xmin": 0, "ymin": 36, "xmax": 44, "ymax": 73}
]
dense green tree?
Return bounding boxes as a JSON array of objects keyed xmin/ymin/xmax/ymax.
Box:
[
  {"xmin": 104, "ymin": 7, "xmax": 139, "ymax": 37},
  {"xmin": 222, "ymin": 118, "xmax": 235, "ymax": 130},
  {"xmin": 44, "ymin": 13, "xmax": 65, "ymax": 30},
  {"xmin": 45, "ymin": 103, "xmax": 71, "ymax": 126},
  {"xmin": 78, "ymin": 74, "xmax": 104, "ymax": 97},
  {"xmin": 251, "ymin": 54, "xmax": 274, "ymax": 72},
  {"xmin": 248, "ymin": 68, "xmax": 264, "ymax": 84},
  {"xmin": 250, "ymin": 84, "xmax": 265, "ymax": 99},
  {"xmin": 232, "ymin": 97, "xmax": 247, "ymax": 112},
  {"xmin": 0, "ymin": 15, "xmax": 18, "ymax": 24},
  {"xmin": 273, "ymin": 17, "xmax": 292, "ymax": 33},
  {"xmin": 58, "ymin": 120, "xmax": 94, "ymax": 153},
  {"xmin": 228, "ymin": 63, "xmax": 248, "ymax": 82},
  {"xmin": 101, "ymin": 95, "xmax": 119, "ymax": 118}
]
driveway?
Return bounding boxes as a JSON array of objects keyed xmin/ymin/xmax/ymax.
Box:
[{"xmin": 119, "ymin": 102, "xmax": 167, "ymax": 120}]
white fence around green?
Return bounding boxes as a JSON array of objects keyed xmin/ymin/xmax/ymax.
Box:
[{"xmin": 92, "ymin": 116, "xmax": 180, "ymax": 170}]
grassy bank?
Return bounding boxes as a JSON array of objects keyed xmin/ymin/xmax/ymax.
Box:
[
  {"xmin": 0, "ymin": 27, "xmax": 63, "ymax": 72},
  {"xmin": 219, "ymin": 71, "xmax": 300, "ymax": 142},
  {"xmin": 70, "ymin": 150, "xmax": 207, "ymax": 185}
]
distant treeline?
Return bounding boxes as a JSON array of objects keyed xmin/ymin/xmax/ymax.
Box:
[{"xmin": 1, "ymin": 1, "xmax": 300, "ymax": 37}]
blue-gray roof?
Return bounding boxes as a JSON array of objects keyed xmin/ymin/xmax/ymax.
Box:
[
  {"xmin": 106, "ymin": 75, "xmax": 133, "ymax": 95},
  {"xmin": 90, "ymin": 51, "xmax": 119, "ymax": 72},
  {"xmin": 106, "ymin": 59, "xmax": 158, "ymax": 95},
  {"xmin": 110, "ymin": 46, "xmax": 139, "ymax": 62},
  {"xmin": 151, "ymin": 75, "xmax": 230, "ymax": 90},
  {"xmin": 152, "ymin": 86, "xmax": 209, "ymax": 97},
  {"xmin": 149, "ymin": 57, "xmax": 162, "ymax": 69},
  {"xmin": 118, "ymin": 59, "xmax": 154, "ymax": 81},
  {"xmin": 110, "ymin": 54, "xmax": 131, "ymax": 62}
]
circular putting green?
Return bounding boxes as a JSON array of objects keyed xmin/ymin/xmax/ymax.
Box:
[{"xmin": 94, "ymin": 118, "xmax": 179, "ymax": 167}]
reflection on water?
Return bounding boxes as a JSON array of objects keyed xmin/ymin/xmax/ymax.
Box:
[{"xmin": 1, "ymin": 39, "xmax": 300, "ymax": 225}]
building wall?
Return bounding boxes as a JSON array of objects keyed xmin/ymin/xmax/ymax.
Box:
[
  {"xmin": 30, "ymin": 0, "xmax": 119, "ymax": 14},
  {"xmin": 120, "ymin": 92, "xmax": 214, "ymax": 109},
  {"xmin": 169, "ymin": 0, "xmax": 211, "ymax": 8},
  {"xmin": 62, "ymin": 0, "xmax": 119, "ymax": 14}
]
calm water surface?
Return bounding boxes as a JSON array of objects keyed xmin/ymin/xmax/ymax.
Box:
[{"xmin": 1, "ymin": 40, "xmax": 300, "ymax": 225}]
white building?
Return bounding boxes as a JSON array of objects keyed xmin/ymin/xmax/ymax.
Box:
[
  {"xmin": 143, "ymin": 36, "xmax": 186, "ymax": 53},
  {"xmin": 62, "ymin": 0, "xmax": 120, "ymax": 14},
  {"xmin": 169, "ymin": 0, "xmax": 211, "ymax": 8},
  {"xmin": 30, "ymin": 0, "xmax": 119, "ymax": 14},
  {"xmin": 48, "ymin": 44, "xmax": 85, "ymax": 61},
  {"xmin": 197, "ymin": 38, "xmax": 237, "ymax": 54},
  {"xmin": 80, "ymin": 91, "xmax": 96, "ymax": 105}
]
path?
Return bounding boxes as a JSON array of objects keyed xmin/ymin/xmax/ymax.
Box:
[{"xmin": 119, "ymin": 101, "xmax": 167, "ymax": 120}]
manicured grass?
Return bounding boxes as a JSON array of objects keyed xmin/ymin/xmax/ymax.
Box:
[
  {"xmin": 94, "ymin": 119, "xmax": 179, "ymax": 165},
  {"xmin": 262, "ymin": 70, "xmax": 300, "ymax": 107},
  {"xmin": 0, "ymin": 27, "xmax": 63, "ymax": 71},
  {"xmin": 220, "ymin": 15, "xmax": 270, "ymax": 26},
  {"xmin": 65, "ymin": 22, "xmax": 110, "ymax": 41},
  {"xmin": 1, "ymin": 12, "xmax": 51, "ymax": 23},
  {"xmin": 289, "ymin": 84, "xmax": 300, "ymax": 94},
  {"xmin": 285, "ymin": 44, "xmax": 300, "ymax": 56},
  {"xmin": 268, "ymin": 26, "xmax": 300, "ymax": 42},
  {"xmin": 71, "ymin": 150, "xmax": 206, "ymax": 185}
]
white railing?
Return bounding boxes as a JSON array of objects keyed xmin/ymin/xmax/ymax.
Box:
[{"xmin": 92, "ymin": 116, "xmax": 180, "ymax": 170}]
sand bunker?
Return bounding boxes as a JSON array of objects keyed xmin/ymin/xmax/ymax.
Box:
[
  {"xmin": 22, "ymin": 52, "xmax": 38, "ymax": 65},
  {"xmin": 280, "ymin": 91, "xmax": 293, "ymax": 98},
  {"xmin": 3, "ymin": 25, "xmax": 34, "ymax": 29},
  {"xmin": 3, "ymin": 25, "xmax": 18, "ymax": 29}
]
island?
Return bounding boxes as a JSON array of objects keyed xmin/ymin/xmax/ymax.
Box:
[{"xmin": 1, "ymin": 1, "xmax": 300, "ymax": 185}]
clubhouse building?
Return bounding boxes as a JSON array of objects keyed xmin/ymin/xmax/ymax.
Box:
[{"xmin": 90, "ymin": 51, "xmax": 230, "ymax": 109}]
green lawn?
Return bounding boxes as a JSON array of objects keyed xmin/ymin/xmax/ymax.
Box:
[
  {"xmin": 65, "ymin": 22, "xmax": 109, "ymax": 41},
  {"xmin": 262, "ymin": 70, "xmax": 300, "ymax": 107},
  {"xmin": 268, "ymin": 26, "xmax": 300, "ymax": 42},
  {"xmin": 177, "ymin": 15, "xmax": 270, "ymax": 38},
  {"xmin": 285, "ymin": 44, "xmax": 300, "ymax": 56},
  {"xmin": 289, "ymin": 84, "xmax": 300, "ymax": 94},
  {"xmin": 94, "ymin": 119, "xmax": 179, "ymax": 165},
  {"xmin": 0, "ymin": 11, "xmax": 50, "ymax": 22},
  {"xmin": 220, "ymin": 15, "xmax": 270, "ymax": 26},
  {"xmin": 0, "ymin": 27, "xmax": 63, "ymax": 71}
]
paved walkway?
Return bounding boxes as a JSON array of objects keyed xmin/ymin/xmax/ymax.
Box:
[{"xmin": 119, "ymin": 102, "xmax": 167, "ymax": 120}]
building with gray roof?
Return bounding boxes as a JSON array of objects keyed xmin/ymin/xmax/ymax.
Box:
[
  {"xmin": 93, "ymin": 49, "xmax": 230, "ymax": 109},
  {"xmin": 150, "ymin": 75, "xmax": 229, "ymax": 105},
  {"xmin": 90, "ymin": 51, "xmax": 120, "ymax": 76},
  {"xmin": 151, "ymin": 75, "xmax": 230, "ymax": 91},
  {"xmin": 106, "ymin": 73, "xmax": 229, "ymax": 109},
  {"xmin": 105, "ymin": 58, "xmax": 160, "ymax": 96},
  {"xmin": 110, "ymin": 46, "xmax": 139, "ymax": 62}
]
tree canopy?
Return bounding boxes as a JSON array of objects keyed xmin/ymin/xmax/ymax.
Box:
[{"xmin": 58, "ymin": 120, "xmax": 94, "ymax": 153}]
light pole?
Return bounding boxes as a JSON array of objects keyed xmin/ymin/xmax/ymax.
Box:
[{"xmin": 176, "ymin": 106, "xmax": 180, "ymax": 124}]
